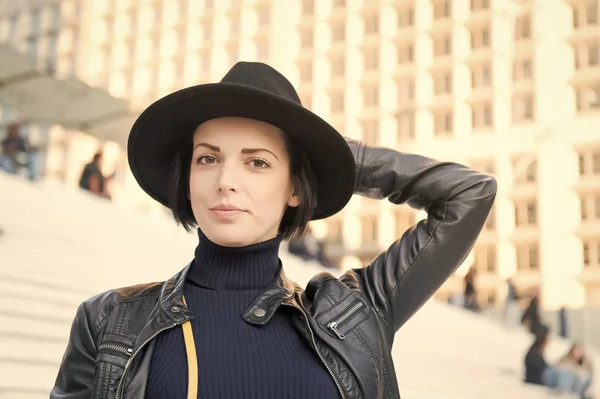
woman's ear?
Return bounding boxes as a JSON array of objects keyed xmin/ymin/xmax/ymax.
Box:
[{"xmin": 287, "ymin": 182, "xmax": 301, "ymax": 207}]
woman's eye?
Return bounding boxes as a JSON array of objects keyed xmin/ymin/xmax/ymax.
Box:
[
  {"xmin": 197, "ymin": 155, "xmax": 217, "ymax": 164},
  {"xmin": 249, "ymin": 159, "xmax": 269, "ymax": 168}
]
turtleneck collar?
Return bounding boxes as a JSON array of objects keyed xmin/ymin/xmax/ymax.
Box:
[{"xmin": 187, "ymin": 229, "xmax": 283, "ymax": 291}]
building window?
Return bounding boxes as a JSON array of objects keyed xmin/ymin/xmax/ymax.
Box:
[
  {"xmin": 396, "ymin": 209, "xmax": 416, "ymax": 237},
  {"xmin": 398, "ymin": 44, "xmax": 414, "ymax": 64},
  {"xmin": 28, "ymin": 37, "xmax": 39, "ymax": 58},
  {"xmin": 473, "ymin": 245, "xmax": 496, "ymax": 272},
  {"xmin": 326, "ymin": 218, "xmax": 343, "ymax": 244},
  {"xmin": 484, "ymin": 207, "xmax": 496, "ymax": 230},
  {"xmin": 8, "ymin": 14, "xmax": 19, "ymax": 44},
  {"xmin": 30, "ymin": 8, "xmax": 41, "ymax": 35},
  {"xmin": 471, "ymin": 26, "xmax": 490, "ymax": 50},
  {"xmin": 587, "ymin": 1, "xmax": 598, "ymax": 24},
  {"xmin": 471, "ymin": 64, "xmax": 491, "ymax": 88},
  {"xmin": 582, "ymin": 239, "xmax": 600, "ymax": 267},
  {"xmin": 513, "ymin": 157, "xmax": 537, "ymax": 184},
  {"xmin": 48, "ymin": 32, "xmax": 59, "ymax": 61},
  {"xmin": 515, "ymin": 15, "xmax": 531, "ymax": 40},
  {"xmin": 364, "ymin": 14, "xmax": 379, "ymax": 35},
  {"xmin": 397, "ymin": 79, "xmax": 415, "ymax": 102},
  {"xmin": 299, "ymin": 62, "xmax": 312, "ymax": 83},
  {"xmin": 471, "ymin": 160, "xmax": 495, "ymax": 175},
  {"xmin": 512, "ymin": 94, "xmax": 535, "ymax": 122},
  {"xmin": 434, "ymin": 71, "xmax": 452, "ymax": 95},
  {"xmin": 575, "ymin": 41, "xmax": 600, "ymax": 70},
  {"xmin": 256, "ymin": 39, "xmax": 268, "ymax": 59},
  {"xmin": 331, "ymin": 91, "xmax": 344, "ymax": 113},
  {"xmin": 302, "ymin": 0, "xmax": 314, "ymax": 16},
  {"xmin": 513, "ymin": 59, "xmax": 532, "ymax": 81},
  {"xmin": 588, "ymin": 41, "xmax": 599, "ymax": 66},
  {"xmin": 153, "ymin": 4, "xmax": 162, "ymax": 25},
  {"xmin": 471, "ymin": 0, "xmax": 490, "ymax": 12},
  {"xmin": 300, "ymin": 92, "xmax": 312, "ymax": 109},
  {"xmin": 433, "ymin": 0, "xmax": 451, "ymax": 20},
  {"xmin": 398, "ymin": 6, "xmax": 414, "ymax": 28},
  {"xmin": 580, "ymin": 194, "xmax": 600, "ymax": 221},
  {"xmin": 434, "ymin": 35, "xmax": 452, "ymax": 57},
  {"xmin": 574, "ymin": 2, "xmax": 597, "ymax": 27},
  {"xmin": 332, "ymin": 23, "xmax": 345, "ymax": 43},
  {"xmin": 229, "ymin": 48, "xmax": 239, "ymax": 66},
  {"xmin": 331, "ymin": 56, "xmax": 345, "ymax": 78},
  {"xmin": 579, "ymin": 148, "xmax": 600, "ymax": 176},
  {"xmin": 363, "ymin": 85, "xmax": 379, "ymax": 107},
  {"xmin": 433, "ymin": 109, "xmax": 453, "ymax": 135},
  {"xmin": 397, "ymin": 112, "xmax": 415, "ymax": 141},
  {"xmin": 515, "ymin": 199, "xmax": 537, "ymax": 226},
  {"xmin": 472, "ymin": 103, "xmax": 493, "ymax": 129},
  {"xmin": 362, "ymin": 120, "xmax": 378, "ymax": 145},
  {"xmin": 361, "ymin": 215, "xmax": 379, "ymax": 244},
  {"xmin": 258, "ymin": 8, "xmax": 270, "ymax": 25},
  {"xmin": 576, "ymin": 84, "xmax": 600, "ymax": 112},
  {"xmin": 51, "ymin": 4, "xmax": 61, "ymax": 29},
  {"xmin": 301, "ymin": 30, "xmax": 313, "ymax": 49},
  {"xmin": 203, "ymin": 22, "xmax": 212, "ymax": 41},
  {"xmin": 516, "ymin": 243, "xmax": 539, "ymax": 270},
  {"xmin": 364, "ymin": 48, "xmax": 379, "ymax": 71}
]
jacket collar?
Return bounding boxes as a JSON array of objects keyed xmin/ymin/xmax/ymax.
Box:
[{"xmin": 159, "ymin": 262, "xmax": 298, "ymax": 325}]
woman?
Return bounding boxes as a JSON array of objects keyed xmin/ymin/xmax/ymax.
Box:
[
  {"xmin": 525, "ymin": 330, "xmax": 593, "ymax": 398},
  {"xmin": 51, "ymin": 62, "xmax": 496, "ymax": 398},
  {"xmin": 554, "ymin": 343, "xmax": 594, "ymax": 398},
  {"xmin": 525, "ymin": 326, "xmax": 551, "ymax": 386}
]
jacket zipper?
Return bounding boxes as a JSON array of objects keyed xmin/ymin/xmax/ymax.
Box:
[
  {"xmin": 326, "ymin": 301, "xmax": 364, "ymax": 340},
  {"xmin": 282, "ymin": 303, "xmax": 346, "ymax": 399},
  {"xmin": 115, "ymin": 322, "xmax": 179, "ymax": 399},
  {"xmin": 98, "ymin": 343, "xmax": 133, "ymax": 357}
]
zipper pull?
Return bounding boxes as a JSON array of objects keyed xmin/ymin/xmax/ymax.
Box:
[{"xmin": 327, "ymin": 321, "xmax": 346, "ymax": 340}]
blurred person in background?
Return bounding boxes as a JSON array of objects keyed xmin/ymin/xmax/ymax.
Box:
[
  {"xmin": 522, "ymin": 287, "xmax": 543, "ymax": 335},
  {"xmin": 51, "ymin": 62, "xmax": 496, "ymax": 399},
  {"xmin": 504, "ymin": 277, "xmax": 521, "ymax": 326},
  {"xmin": 464, "ymin": 268, "xmax": 480, "ymax": 312},
  {"xmin": 78, "ymin": 151, "xmax": 115, "ymax": 199},
  {"xmin": 0, "ymin": 122, "xmax": 39, "ymax": 181},
  {"xmin": 555, "ymin": 343, "xmax": 594, "ymax": 398},
  {"xmin": 525, "ymin": 325, "xmax": 551, "ymax": 386},
  {"xmin": 288, "ymin": 225, "xmax": 320, "ymax": 260},
  {"xmin": 288, "ymin": 226, "xmax": 336, "ymax": 268},
  {"xmin": 526, "ymin": 329, "xmax": 595, "ymax": 398}
]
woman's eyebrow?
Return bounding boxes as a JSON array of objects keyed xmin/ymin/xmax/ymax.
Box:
[
  {"xmin": 241, "ymin": 148, "xmax": 279, "ymax": 161},
  {"xmin": 194, "ymin": 142, "xmax": 220, "ymax": 152}
]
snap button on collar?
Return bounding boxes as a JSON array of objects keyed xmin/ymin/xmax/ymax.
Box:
[{"xmin": 253, "ymin": 308, "xmax": 266, "ymax": 318}]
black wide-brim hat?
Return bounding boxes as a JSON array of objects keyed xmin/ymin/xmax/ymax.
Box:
[{"xmin": 128, "ymin": 62, "xmax": 356, "ymax": 220}]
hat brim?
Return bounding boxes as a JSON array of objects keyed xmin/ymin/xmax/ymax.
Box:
[{"xmin": 128, "ymin": 83, "xmax": 356, "ymax": 220}]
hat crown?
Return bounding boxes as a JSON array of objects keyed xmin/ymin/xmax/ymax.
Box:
[{"xmin": 221, "ymin": 62, "xmax": 302, "ymax": 106}]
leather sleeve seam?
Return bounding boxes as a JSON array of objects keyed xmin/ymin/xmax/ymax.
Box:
[{"xmin": 384, "ymin": 200, "xmax": 449, "ymax": 317}]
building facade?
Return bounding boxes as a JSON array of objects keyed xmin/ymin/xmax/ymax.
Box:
[{"xmin": 1, "ymin": 0, "xmax": 599, "ymax": 309}]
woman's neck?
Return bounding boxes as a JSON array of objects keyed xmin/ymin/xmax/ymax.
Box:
[{"xmin": 186, "ymin": 229, "xmax": 282, "ymax": 290}]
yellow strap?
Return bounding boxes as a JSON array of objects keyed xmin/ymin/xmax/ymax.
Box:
[{"xmin": 181, "ymin": 296, "xmax": 198, "ymax": 399}]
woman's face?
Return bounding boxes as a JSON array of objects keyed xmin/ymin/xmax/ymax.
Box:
[{"xmin": 189, "ymin": 117, "xmax": 300, "ymax": 247}]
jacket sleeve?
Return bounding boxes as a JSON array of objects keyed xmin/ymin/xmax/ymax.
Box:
[
  {"xmin": 340, "ymin": 141, "xmax": 497, "ymax": 333},
  {"xmin": 50, "ymin": 301, "xmax": 99, "ymax": 398}
]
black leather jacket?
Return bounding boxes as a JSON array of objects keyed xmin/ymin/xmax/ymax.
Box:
[{"xmin": 51, "ymin": 142, "xmax": 497, "ymax": 399}]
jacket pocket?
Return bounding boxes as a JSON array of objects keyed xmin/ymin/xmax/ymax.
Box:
[
  {"xmin": 316, "ymin": 294, "xmax": 371, "ymax": 340},
  {"xmin": 96, "ymin": 333, "xmax": 135, "ymax": 368}
]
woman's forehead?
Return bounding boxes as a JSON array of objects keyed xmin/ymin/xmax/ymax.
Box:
[{"xmin": 193, "ymin": 117, "xmax": 286, "ymax": 151}]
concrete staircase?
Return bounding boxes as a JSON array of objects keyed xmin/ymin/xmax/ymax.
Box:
[{"xmin": 0, "ymin": 172, "xmax": 597, "ymax": 398}]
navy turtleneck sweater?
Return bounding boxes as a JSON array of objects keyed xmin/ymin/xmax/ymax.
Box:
[{"xmin": 145, "ymin": 230, "xmax": 340, "ymax": 399}]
